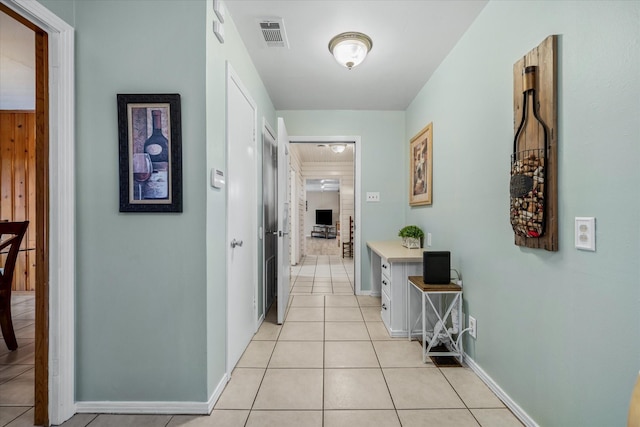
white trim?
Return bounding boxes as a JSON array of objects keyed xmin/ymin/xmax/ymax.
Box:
[
  {"xmin": 464, "ymin": 354, "xmax": 539, "ymax": 427},
  {"xmin": 75, "ymin": 373, "xmax": 228, "ymax": 416},
  {"xmin": 206, "ymin": 372, "xmax": 229, "ymax": 413},
  {"xmin": 289, "ymin": 135, "xmax": 362, "ymax": 294},
  {"xmin": 1, "ymin": 0, "xmax": 76, "ymax": 424},
  {"xmin": 225, "ymin": 62, "xmax": 258, "ymax": 375},
  {"xmin": 76, "ymin": 401, "xmax": 210, "ymax": 416}
]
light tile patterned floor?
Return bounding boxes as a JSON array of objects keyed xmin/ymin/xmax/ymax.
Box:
[
  {"xmin": 0, "ymin": 292, "xmax": 36, "ymax": 427},
  {"xmin": 2, "ymin": 256, "xmax": 523, "ymax": 426}
]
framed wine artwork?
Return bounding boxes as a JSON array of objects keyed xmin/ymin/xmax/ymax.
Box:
[
  {"xmin": 117, "ymin": 94, "xmax": 183, "ymax": 212},
  {"xmin": 409, "ymin": 122, "xmax": 433, "ymax": 206}
]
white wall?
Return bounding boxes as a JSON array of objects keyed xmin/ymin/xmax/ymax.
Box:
[
  {"xmin": 305, "ymin": 191, "xmax": 339, "ymax": 236},
  {"xmin": 301, "ymin": 161, "xmax": 354, "ymax": 247},
  {"xmin": 0, "ymin": 12, "xmax": 34, "ymax": 110}
]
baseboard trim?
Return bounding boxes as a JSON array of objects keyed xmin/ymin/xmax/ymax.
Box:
[
  {"xmin": 464, "ymin": 354, "xmax": 539, "ymax": 427},
  {"xmin": 76, "ymin": 373, "xmax": 229, "ymax": 416},
  {"xmin": 207, "ymin": 372, "xmax": 229, "ymax": 413}
]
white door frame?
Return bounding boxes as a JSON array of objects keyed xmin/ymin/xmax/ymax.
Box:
[
  {"xmin": 225, "ymin": 62, "xmax": 258, "ymax": 374},
  {"xmin": 1, "ymin": 0, "xmax": 76, "ymax": 424},
  {"xmin": 289, "ymin": 136, "xmax": 362, "ymax": 294}
]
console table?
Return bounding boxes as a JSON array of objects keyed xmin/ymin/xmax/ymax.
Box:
[
  {"xmin": 407, "ymin": 276, "xmax": 463, "ymax": 363},
  {"xmin": 366, "ymin": 241, "xmax": 423, "ymax": 337},
  {"xmin": 311, "ymin": 225, "xmax": 336, "ymax": 239}
]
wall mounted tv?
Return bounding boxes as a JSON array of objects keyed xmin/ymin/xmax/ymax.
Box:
[{"xmin": 316, "ymin": 209, "xmax": 333, "ymax": 225}]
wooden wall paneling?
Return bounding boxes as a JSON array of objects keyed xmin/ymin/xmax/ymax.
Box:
[
  {"xmin": 1, "ymin": 112, "xmax": 15, "ymax": 220},
  {"xmin": 512, "ymin": 35, "xmax": 558, "ymax": 251},
  {"xmin": 0, "ymin": 111, "xmax": 36, "ymax": 290},
  {"xmin": 27, "ymin": 111, "xmax": 37, "ymax": 291}
]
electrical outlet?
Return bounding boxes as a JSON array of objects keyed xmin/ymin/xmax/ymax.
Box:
[
  {"xmin": 366, "ymin": 192, "xmax": 380, "ymax": 202},
  {"xmin": 427, "ymin": 233, "xmax": 432, "ymax": 246},
  {"xmin": 469, "ymin": 316, "xmax": 477, "ymax": 339}
]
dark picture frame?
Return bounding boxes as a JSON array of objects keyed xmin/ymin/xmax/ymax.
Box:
[{"xmin": 117, "ymin": 94, "xmax": 182, "ymax": 212}]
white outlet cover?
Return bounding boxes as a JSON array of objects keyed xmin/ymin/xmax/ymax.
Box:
[{"xmin": 575, "ymin": 217, "xmax": 596, "ymax": 251}]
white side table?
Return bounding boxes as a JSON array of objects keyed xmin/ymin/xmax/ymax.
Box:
[{"xmin": 407, "ymin": 276, "xmax": 463, "ymax": 363}]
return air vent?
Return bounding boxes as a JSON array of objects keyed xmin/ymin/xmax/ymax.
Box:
[{"xmin": 258, "ymin": 18, "xmax": 289, "ymax": 48}]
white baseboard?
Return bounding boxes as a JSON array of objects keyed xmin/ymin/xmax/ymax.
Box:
[
  {"xmin": 207, "ymin": 372, "xmax": 229, "ymax": 413},
  {"xmin": 464, "ymin": 354, "xmax": 539, "ymax": 427},
  {"xmin": 76, "ymin": 373, "xmax": 229, "ymax": 416}
]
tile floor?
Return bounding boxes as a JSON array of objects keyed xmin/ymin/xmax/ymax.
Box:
[
  {"xmin": 0, "ymin": 292, "xmax": 37, "ymax": 427},
  {"xmin": 2, "ymin": 256, "xmax": 523, "ymax": 426}
]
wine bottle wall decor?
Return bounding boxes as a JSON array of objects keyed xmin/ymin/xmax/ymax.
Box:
[
  {"xmin": 117, "ymin": 93, "xmax": 183, "ymax": 213},
  {"xmin": 511, "ymin": 36, "xmax": 558, "ymax": 251}
]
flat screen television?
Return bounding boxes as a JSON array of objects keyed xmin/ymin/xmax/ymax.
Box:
[{"xmin": 316, "ymin": 209, "xmax": 332, "ymax": 225}]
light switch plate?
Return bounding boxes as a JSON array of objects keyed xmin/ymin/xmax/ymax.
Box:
[
  {"xmin": 366, "ymin": 192, "xmax": 380, "ymax": 202},
  {"xmin": 575, "ymin": 217, "xmax": 596, "ymax": 251}
]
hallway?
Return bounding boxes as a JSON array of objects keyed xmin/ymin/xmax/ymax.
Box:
[{"xmin": 3, "ymin": 256, "xmax": 522, "ymax": 426}]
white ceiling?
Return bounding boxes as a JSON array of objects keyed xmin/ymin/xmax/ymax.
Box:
[
  {"xmin": 0, "ymin": 11, "xmax": 35, "ymax": 110},
  {"xmin": 291, "ymin": 142, "xmax": 354, "ymax": 163},
  {"xmin": 224, "ymin": 0, "xmax": 488, "ymax": 111}
]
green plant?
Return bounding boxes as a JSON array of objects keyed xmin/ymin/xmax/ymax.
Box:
[{"xmin": 398, "ymin": 225, "xmax": 424, "ymax": 239}]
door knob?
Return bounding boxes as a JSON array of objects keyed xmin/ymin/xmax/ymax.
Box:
[{"xmin": 230, "ymin": 239, "xmax": 243, "ymax": 248}]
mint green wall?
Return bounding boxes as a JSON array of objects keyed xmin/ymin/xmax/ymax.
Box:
[
  {"xmin": 205, "ymin": 2, "xmax": 276, "ymax": 394},
  {"xmin": 71, "ymin": 0, "xmax": 209, "ymax": 401},
  {"xmin": 276, "ymin": 111, "xmax": 406, "ymax": 291},
  {"xmin": 36, "ymin": 0, "xmax": 73, "ymax": 25},
  {"xmin": 38, "ymin": 0, "xmax": 276, "ymax": 402},
  {"xmin": 405, "ymin": 1, "xmax": 640, "ymax": 425}
]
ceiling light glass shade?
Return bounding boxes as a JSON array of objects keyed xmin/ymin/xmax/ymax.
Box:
[
  {"xmin": 330, "ymin": 144, "xmax": 347, "ymax": 153},
  {"xmin": 328, "ymin": 32, "xmax": 373, "ymax": 70}
]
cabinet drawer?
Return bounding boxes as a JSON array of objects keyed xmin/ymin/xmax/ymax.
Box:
[
  {"xmin": 381, "ymin": 258, "xmax": 391, "ymax": 280},
  {"xmin": 381, "ymin": 291, "xmax": 391, "ymax": 327},
  {"xmin": 381, "ymin": 274, "xmax": 391, "ymax": 295}
]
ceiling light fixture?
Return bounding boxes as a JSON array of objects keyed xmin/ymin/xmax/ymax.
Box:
[
  {"xmin": 328, "ymin": 32, "xmax": 373, "ymax": 70},
  {"xmin": 330, "ymin": 144, "xmax": 347, "ymax": 154}
]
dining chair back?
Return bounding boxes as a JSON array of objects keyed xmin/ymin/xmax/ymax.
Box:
[{"xmin": 0, "ymin": 221, "xmax": 29, "ymax": 351}]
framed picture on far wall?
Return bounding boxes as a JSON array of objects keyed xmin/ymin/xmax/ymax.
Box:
[
  {"xmin": 409, "ymin": 122, "xmax": 433, "ymax": 206},
  {"xmin": 117, "ymin": 93, "xmax": 182, "ymax": 212}
]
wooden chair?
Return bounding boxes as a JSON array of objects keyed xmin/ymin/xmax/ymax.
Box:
[
  {"xmin": 0, "ymin": 221, "xmax": 29, "ymax": 351},
  {"xmin": 342, "ymin": 216, "xmax": 353, "ymax": 258}
]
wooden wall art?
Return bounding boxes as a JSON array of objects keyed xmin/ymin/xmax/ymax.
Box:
[{"xmin": 510, "ymin": 35, "xmax": 558, "ymax": 251}]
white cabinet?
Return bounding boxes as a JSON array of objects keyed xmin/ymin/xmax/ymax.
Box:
[{"xmin": 367, "ymin": 241, "xmax": 423, "ymax": 338}]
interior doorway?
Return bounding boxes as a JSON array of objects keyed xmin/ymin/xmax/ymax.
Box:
[
  {"xmin": 261, "ymin": 123, "xmax": 277, "ymax": 317},
  {"xmin": 288, "ymin": 138, "xmax": 361, "ymax": 294},
  {"xmin": 1, "ymin": 1, "xmax": 76, "ymax": 424},
  {"xmin": 0, "ymin": 6, "xmax": 49, "ymax": 425}
]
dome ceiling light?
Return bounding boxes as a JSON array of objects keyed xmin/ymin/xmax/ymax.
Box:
[
  {"xmin": 328, "ymin": 32, "xmax": 373, "ymax": 70},
  {"xmin": 330, "ymin": 144, "xmax": 347, "ymax": 153}
]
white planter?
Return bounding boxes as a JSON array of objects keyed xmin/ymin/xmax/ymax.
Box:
[{"xmin": 402, "ymin": 237, "xmax": 421, "ymax": 249}]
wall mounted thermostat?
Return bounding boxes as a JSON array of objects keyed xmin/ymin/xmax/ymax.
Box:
[{"xmin": 211, "ymin": 168, "xmax": 225, "ymax": 189}]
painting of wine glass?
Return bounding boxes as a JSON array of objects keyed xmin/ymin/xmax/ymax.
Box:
[
  {"xmin": 117, "ymin": 94, "xmax": 182, "ymax": 212},
  {"xmin": 409, "ymin": 122, "xmax": 433, "ymax": 206}
]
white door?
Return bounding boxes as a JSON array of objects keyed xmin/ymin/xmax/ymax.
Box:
[
  {"xmin": 277, "ymin": 118, "xmax": 291, "ymax": 324},
  {"xmin": 226, "ymin": 63, "xmax": 258, "ymax": 372}
]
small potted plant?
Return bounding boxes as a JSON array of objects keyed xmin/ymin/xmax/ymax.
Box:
[{"xmin": 398, "ymin": 225, "xmax": 424, "ymax": 249}]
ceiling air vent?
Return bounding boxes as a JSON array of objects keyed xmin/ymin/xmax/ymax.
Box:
[{"xmin": 258, "ymin": 18, "xmax": 289, "ymax": 48}]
